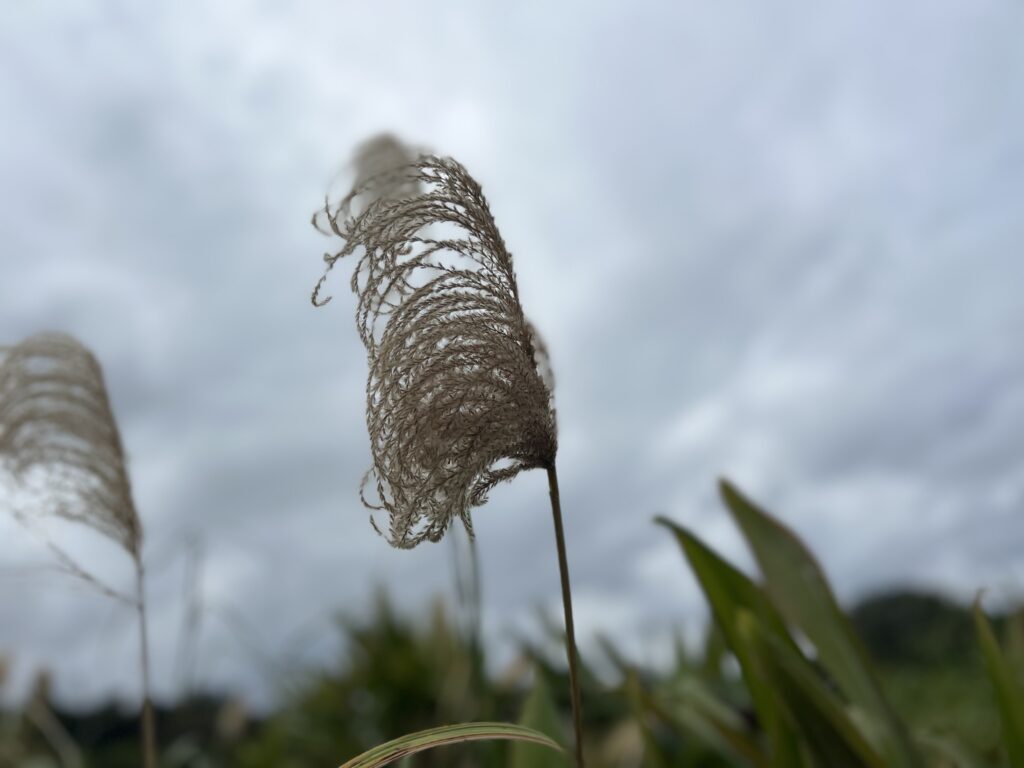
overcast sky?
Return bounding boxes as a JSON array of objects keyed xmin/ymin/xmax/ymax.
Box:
[{"xmin": 2, "ymin": 1, "xmax": 1023, "ymax": 710}]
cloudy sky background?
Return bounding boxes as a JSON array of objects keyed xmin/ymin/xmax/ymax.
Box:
[{"xmin": 2, "ymin": 1, "xmax": 1023, "ymax": 709}]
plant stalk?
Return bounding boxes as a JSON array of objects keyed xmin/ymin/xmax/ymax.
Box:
[
  {"xmin": 546, "ymin": 464, "xmax": 585, "ymax": 768},
  {"xmin": 134, "ymin": 555, "xmax": 158, "ymax": 768},
  {"xmin": 25, "ymin": 694, "xmax": 84, "ymax": 768}
]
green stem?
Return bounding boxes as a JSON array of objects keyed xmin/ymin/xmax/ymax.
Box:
[
  {"xmin": 135, "ymin": 555, "xmax": 158, "ymax": 768},
  {"xmin": 546, "ymin": 464, "xmax": 585, "ymax": 768}
]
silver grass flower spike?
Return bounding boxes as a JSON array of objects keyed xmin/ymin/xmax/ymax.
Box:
[
  {"xmin": 312, "ymin": 145, "xmax": 558, "ymax": 548},
  {"xmin": 0, "ymin": 333, "xmax": 141, "ymax": 554},
  {"xmin": 0, "ymin": 332, "xmax": 157, "ymax": 768},
  {"xmin": 313, "ymin": 138, "xmax": 584, "ymax": 766}
]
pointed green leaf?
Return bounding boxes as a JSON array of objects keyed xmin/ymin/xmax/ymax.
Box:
[
  {"xmin": 337, "ymin": 722, "xmax": 562, "ymax": 768},
  {"xmin": 719, "ymin": 480, "xmax": 920, "ymax": 768},
  {"xmin": 738, "ymin": 611, "xmax": 886, "ymax": 768},
  {"xmin": 656, "ymin": 517, "xmax": 803, "ymax": 767},
  {"xmin": 973, "ymin": 599, "xmax": 1024, "ymax": 766},
  {"xmin": 623, "ymin": 671, "xmax": 675, "ymax": 768},
  {"xmin": 618, "ymin": 655, "xmax": 767, "ymax": 767},
  {"xmin": 1005, "ymin": 610, "xmax": 1024, "ymax": 704},
  {"xmin": 664, "ymin": 677, "xmax": 769, "ymax": 766},
  {"xmin": 510, "ymin": 672, "xmax": 567, "ymax": 768}
]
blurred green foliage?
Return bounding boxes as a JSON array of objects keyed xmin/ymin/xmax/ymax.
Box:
[{"xmin": 3, "ymin": 481, "xmax": 1022, "ymax": 767}]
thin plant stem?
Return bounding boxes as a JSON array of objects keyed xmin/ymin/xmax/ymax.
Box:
[
  {"xmin": 174, "ymin": 537, "xmax": 204, "ymax": 697},
  {"xmin": 25, "ymin": 695, "xmax": 84, "ymax": 768},
  {"xmin": 12, "ymin": 517, "xmax": 134, "ymax": 606},
  {"xmin": 468, "ymin": 530, "xmax": 483, "ymax": 682},
  {"xmin": 546, "ymin": 463, "xmax": 585, "ymax": 768},
  {"xmin": 134, "ymin": 555, "xmax": 157, "ymax": 768},
  {"xmin": 450, "ymin": 525, "xmax": 485, "ymax": 707}
]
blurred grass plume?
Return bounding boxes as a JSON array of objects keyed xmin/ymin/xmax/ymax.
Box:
[
  {"xmin": 0, "ymin": 331, "xmax": 157, "ymax": 768},
  {"xmin": 0, "ymin": 332, "xmax": 141, "ymax": 557}
]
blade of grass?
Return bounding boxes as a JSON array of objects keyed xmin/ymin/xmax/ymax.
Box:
[
  {"xmin": 719, "ymin": 480, "xmax": 920, "ymax": 768},
  {"xmin": 656, "ymin": 517, "xmax": 803, "ymax": 767},
  {"xmin": 598, "ymin": 633, "xmax": 766, "ymax": 767},
  {"xmin": 649, "ymin": 677, "xmax": 767, "ymax": 766},
  {"xmin": 622, "ymin": 671, "xmax": 674, "ymax": 768},
  {"xmin": 337, "ymin": 722, "xmax": 563, "ymax": 768},
  {"xmin": 737, "ymin": 611, "xmax": 886, "ymax": 768},
  {"xmin": 973, "ymin": 598, "xmax": 1024, "ymax": 766},
  {"xmin": 511, "ymin": 672, "xmax": 566, "ymax": 768}
]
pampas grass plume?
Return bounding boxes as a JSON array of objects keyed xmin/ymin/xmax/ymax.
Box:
[
  {"xmin": 312, "ymin": 136, "xmax": 584, "ymax": 765},
  {"xmin": 313, "ymin": 138, "xmax": 557, "ymax": 549}
]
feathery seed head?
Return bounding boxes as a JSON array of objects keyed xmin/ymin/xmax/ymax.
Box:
[
  {"xmin": 313, "ymin": 139, "xmax": 557, "ymax": 548},
  {"xmin": 0, "ymin": 332, "xmax": 142, "ymax": 556}
]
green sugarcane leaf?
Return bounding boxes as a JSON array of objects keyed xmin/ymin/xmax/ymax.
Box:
[
  {"xmin": 656, "ymin": 517, "xmax": 804, "ymax": 767},
  {"xmin": 719, "ymin": 479, "xmax": 920, "ymax": 768},
  {"xmin": 738, "ymin": 611, "xmax": 886, "ymax": 768}
]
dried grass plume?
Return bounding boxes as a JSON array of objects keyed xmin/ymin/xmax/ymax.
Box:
[
  {"xmin": 0, "ymin": 332, "xmax": 142, "ymax": 560},
  {"xmin": 312, "ymin": 137, "xmax": 557, "ymax": 548},
  {"xmin": 0, "ymin": 331, "xmax": 157, "ymax": 768}
]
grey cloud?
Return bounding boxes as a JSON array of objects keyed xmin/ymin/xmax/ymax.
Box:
[{"xmin": 2, "ymin": 0, "xmax": 1023, "ymax": 708}]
